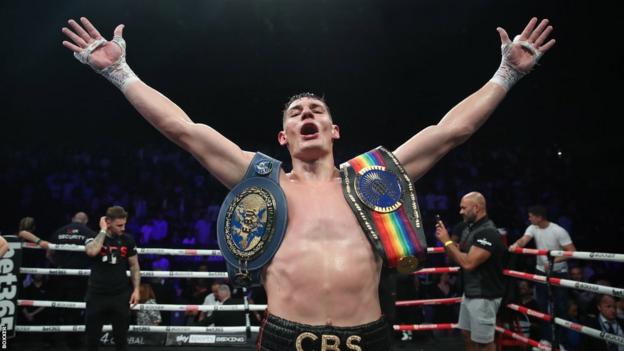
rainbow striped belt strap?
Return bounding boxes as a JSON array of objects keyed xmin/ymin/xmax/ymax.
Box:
[{"xmin": 340, "ymin": 146, "xmax": 427, "ymax": 273}]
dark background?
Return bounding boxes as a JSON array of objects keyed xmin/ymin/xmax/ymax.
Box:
[{"xmin": 1, "ymin": 0, "xmax": 621, "ymax": 247}]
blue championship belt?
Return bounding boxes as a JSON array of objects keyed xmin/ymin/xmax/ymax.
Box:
[{"xmin": 217, "ymin": 152, "xmax": 288, "ymax": 287}]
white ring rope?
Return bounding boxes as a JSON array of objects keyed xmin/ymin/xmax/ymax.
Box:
[
  {"xmin": 20, "ymin": 267, "xmax": 228, "ymax": 278},
  {"xmin": 23, "ymin": 242, "xmax": 444, "ymax": 256},
  {"xmin": 503, "ymin": 269, "xmax": 624, "ymax": 298},
  {"xmin": 15, "ymin": 325, "xmax": 260, "ymax": 333},
  {"xmin": 20, "ymin": 266, "xmax": 463, "ymax": 279},
  {"xmin": 22, "ymin": 242, "xmax": 223, "ymax": 256},
  {"xmin": 555, "ymin": 317, "xmax": 624, "ymax": 346},
  {"xmin": 18, "ymin": 299, "xmax": 267, "ymax": 312},
  {"xmin": 510, "ymin": 247, "xmax": 624, "ymax": 263},
  {"xmin": 549, "ymin": 250, "xmax": 624, "ymax": 263}
]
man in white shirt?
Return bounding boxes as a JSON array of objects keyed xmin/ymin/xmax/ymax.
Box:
[
  {"xmin": 509, "ymin": 205, "xmax": 576, "ymax": 343},
  {"xmin": 198, "ymin": 280, "xmax": 222, "ymax": 326}
]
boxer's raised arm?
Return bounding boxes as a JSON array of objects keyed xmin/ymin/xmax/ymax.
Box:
[
  {"xmin": 394, "ymin": 17, "xmax": 555, "ymax": 182},
  {"xmin": 62, "ymin": 17, "xmax": 253, "ymax": 188}
]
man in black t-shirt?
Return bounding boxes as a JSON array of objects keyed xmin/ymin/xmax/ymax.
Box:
[
  {"xmin": 48, "ymin": 211, "xmax": 96, "ymax": 348},
  {"xmin": 436, "ymin": 192, "xmax": 505, "ymax": 351},
  {"xmin": 48, "ymin": 212, "xmax": 95, "ymax": 269},
  {"xmin": 84, "ymin": 206, "xmax": 140, "ymax": 351}
]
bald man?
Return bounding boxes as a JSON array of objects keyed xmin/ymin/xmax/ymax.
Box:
[
  {"xmin": 436, "ymin": 192, "xmax": 506, "ymax": 351},
  {"xmin": 48, "ymin": 211, "xmax": 96, "ymax": 349}
]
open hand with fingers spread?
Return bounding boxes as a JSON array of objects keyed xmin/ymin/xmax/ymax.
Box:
[
  {"xmin": 498, "ymin": 17, "xmax": 556, "ymax": 72},
  {"xmin": 491, "ymin": 17, "xmax": 556, "ymax": 91},
  {"xmin": 62, "ymin": 17, "xmax": 139, "ymax": 91}
]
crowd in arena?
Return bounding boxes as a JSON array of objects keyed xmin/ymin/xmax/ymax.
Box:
[{"xmin": 3, "ymin": 143, "xmax": 622, "ymax": 350}]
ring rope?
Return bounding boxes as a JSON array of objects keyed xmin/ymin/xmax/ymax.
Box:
[
  {"xmin": 510, "ymin": 247, "xmax": 624, "ymax": 263},
  {"xmin": 18, "ymin": 299, "xmax": 267, "ymax": 312},
  {"xmin": 509, "ymin": 247, "xmax": 549, "ymax": 256},
  {"xmin": 15, "ymin": 325, "xmax": 259, "ymax": 333},
  {"xmin": 394, "ymin": 322, "xmax": 554, "ymax": 350},
  {"xmin": 555, "ymin": 317, "xmax": 624, "ymax": 346},
  {"xmin": 549, "ymin": 250, "xmax": 624, "ymax": 263},
  {"xmin": 21, "ymin": 242, "xmax": 446, "ymax": 256},
  {"xmin": 412, "ymin": 266, "xmax": 459, "ymax": 275},
  {"xmin": 20, "ymin": 266, "xmax": 461, "ymax": 279},
  {"xmin": 495, "ymin": 326, "xmax": 552, "ymax": 350},
  {"xmin": 22, "ymin": 242, "xmax": 222, "ymax": 256},
  {"xmin": 503, "ymin": 269, "xmax": 548, "ymax": 283},
  {"xmin": 503, "ymin": 269, "xmax": 624, "ymax": 298},
  {"xmin": 20, "ymin": 267, "xmax": 228, "ymax": 279},
  {"xmin": 395, "ymin": 297, "xmax": 463, "ymax": 307},
  {"xmin": 393, "ymin": 323, "xmax": 457, "ymax": 331},
  {"xmin": 19, "ymin": 233, "xmax": 624, "ymax": 348},
  {"xmin": 506, "ymin": 303, "xmax": 552, "ymax": 322}
]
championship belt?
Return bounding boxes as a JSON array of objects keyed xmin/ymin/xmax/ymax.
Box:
[
  {"xmin": 340, "ymin": 146, "xmax": 427, "ymax": 273},
  {"xmin": 217, "ymin": 152, "xmax": 288, "ymax": 287}
]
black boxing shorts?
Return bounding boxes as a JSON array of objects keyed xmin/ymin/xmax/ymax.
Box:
[{"xmin": 257, "ymin": 313, "xmax": 392, "ymax": 351}]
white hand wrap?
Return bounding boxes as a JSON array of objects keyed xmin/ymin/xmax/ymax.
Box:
[
  {"xmin": 490, "ymin": 35, "xmax": 542, "ymax": 92},
  {"xmin": 74, "ymin": 36, "xmax": 139, "ymax": 92}
]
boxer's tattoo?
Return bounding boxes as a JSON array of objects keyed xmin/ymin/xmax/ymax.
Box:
[{"xmin": 86, "ymin": 230, "xmax": 107, "ymax": 254}]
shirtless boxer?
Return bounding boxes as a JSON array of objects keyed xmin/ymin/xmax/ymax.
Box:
[{"xmin": 62, "ymin": 16, "xmax": 555, "ymax": 350}]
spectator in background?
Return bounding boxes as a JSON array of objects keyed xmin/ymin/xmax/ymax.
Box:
[
  {"xmin": 211, "ymin": 284, "xmax": 245, "ymax": 327},
  {"xmin": 136, "ymin": 283, "xmax": 162, "ymax": 325},
  {"xmin": 562, "ymin": 299, "xmax": 582, "ymax": 351},
  {"xmin": 569, "ymin": 265, "xmax": 594, "ymax": 317},
  {"xmin": 47, "ymin": 211, "xmax": 95, "ymax": 349},
  {"xmin": 509, "ymin": 205, "xmax": 576, "ymax": 342},
  {"xmin": 17, "ymin": 217, "xmax": 50, "ymax": 249},
  {"xmin": 618, "ymin": 298, "xmax": 624, "ymax": 320},
  {"xmin": 192, "ymin": 209, "xmax": 213, "ymax": 247},
  {"xmin": 514, "ymin": 280, "xmax": 541, "ymax": 341},
  {"xmin": 429, "ymin": 272, "xmax": 459, "ymax": 337},
  {"xmin": 395, "ymin": 274, "xmax": 425, "ymax": 342},
  {"xmin": 198, "ymin": 279, "xmax": 222, "ymax": 326},
  {"xmin": 184, "ymin": 265, "xmax": 210, "ymax": 325},
  {"xmin": 580, "ymin": 294, "xmax": 624, "ymax": 351},
  {"xmin": 0, "ymin": 235, "xmax": 8, "ymax": 257},
  {"xmin": 150, "ymin": 211, "xmax": 168, "ymax": 244},
  {"xmin": 149, "ymin": 257, "xmax": 177, "ymax": 326},
  {"xmin": 20, "ymin": 274, "xmax": 55, "ymax": 348}
]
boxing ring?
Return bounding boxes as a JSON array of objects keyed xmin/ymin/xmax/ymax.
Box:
[
  {"xmin": 5, "ymin": 241, "xmax": 624, "ymax": 350},
  {"xmin": 395, "ymin": 247, "xmax": 624, "ymax": 350}
]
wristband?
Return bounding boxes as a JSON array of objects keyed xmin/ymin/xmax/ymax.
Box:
[
  {"xmin": 74, "ymin": 35, "xmax": 139, "ymax": 92},
  {"xmin": 444, "ymin": 240, "xmax": 454, "ymax": 247},
  {"xmin": 35, "ymin": 238, "xmax": 42, "ymax": 245}
]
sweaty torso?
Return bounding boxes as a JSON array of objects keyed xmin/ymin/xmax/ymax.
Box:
[{"xmin": 263, "ymin": 172, "xmax": 383, "ymax": 326}]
